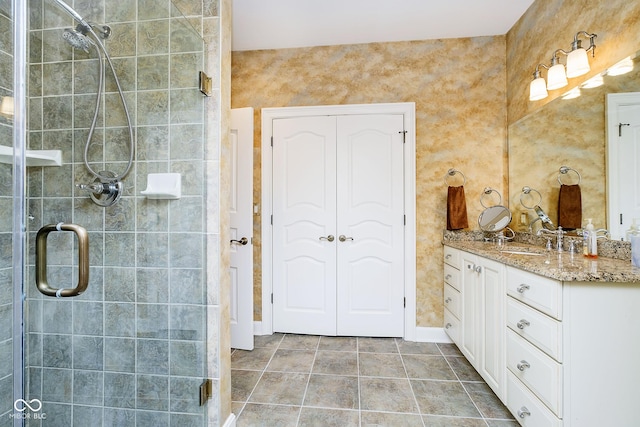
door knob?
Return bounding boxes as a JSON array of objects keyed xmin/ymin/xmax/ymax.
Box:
[
  {"xmin": 230, "ymin": 237, "xmax": 249, "ymax": 245},
  {"xmin": 338, "ymin": 235, "xmax": 354, "ymax": 242},
  {"xmin": 319, "ymin": 235, "xmax": 335, "ymax": 242}
]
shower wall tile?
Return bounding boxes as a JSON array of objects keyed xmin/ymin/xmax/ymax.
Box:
[
  {"xmin": 104, "ymin": 232, "xmax": 135, "ymax": 267},
  {"xmin": 137, "ymin": 55, "xmax": 170, "ymax": 90},
  {"xmin": 42, "ymin": 368, "xmax": 73, "ymax": 402},
  {"xmin": 104, "ymin": 267, "xmax": 136, "ymax": 302},
  {"xmin": 104, "ymin": 337, "xmax": 136, "ymax": 372},
  {"xmin": 137, "ymin": 410, "xmax": 170, "ymax": 427},
  {"xmin": 107, "ymin": 23, "xmax": 137, "ymax": 58},
  {"xmin": 40, "ymin": 402, "xmax": 72, "ymax": 427},
  {"xmin": 138, "ymin": 20, "xmax": 170, "ymax": 55},
  {"xmin": 42, "ymin": 95, "xmax": 73, "ymax": 130},
  {"xmin": 170, "ymin": 197, "xmax": 203, "ymax": 232},
  {"xmin": 74, "ymin": 59, "xmax": 101, "ymax": 94},
  {"xmin": 104, "ymin": 303, "xmax": 135, "ymax": 337},
  {"xmin": 136, "ymin": 374, "xmax": 169, "ymax": 410},
  {"xmin": 170, "ymin": 89, "xmax": 204, "ymax": 124},
  {"xmin": 29, "ymin": 64, "xmax": 42, "ymax": 96},
  {"xmin": 105, "ymin": 1, "xmax": 136, "ymax": 24},
  {"xmin": 137, "ymin": 268, "xmax": 170, "ymax": 303},
  {"xmin": 169, "ymin": 376, "xmax": 202, "ymax": 413},
  {"xmin": 169, "ymin": 304, "xmax": 205, "ymax": 341},
  {"xmin": 170, "ymin": 268, "xmax": 204, "ymax": 304},
  {"xmin": 104, "ymin": 408, "xmax": 136, "ymax": 427},
  {"xmin": 28, "ymin": 30, "xmax": 42, "ymax": 63},
  {"xmin": 73, "ymin": 370, "xmax": 104, "ymax": 405},
  {"xmin": 170, "ymin": 53, "xmax": 203, "ymax": 89},
  {"xmin": 73, "ymin": 405, "xmax": 104, "ymax": 426},
  {"xmin": 171, "ymin": 18, "xmax": 203, "ymax": 53},
  {"xmin": 137, "ymin": 90, "xmax": 169, "ymax": 125},
  {"xmin": 73, "ymin": 301, "xmax": 104, "ymax": 335},
  {"xmin": 0, "ymin": 304, "xmax": 10, "ymax": 340},
  {"xmin": 137, "ymin": 303, "xmax": 169, "ymax": 339},
  {"xmin": 137, "ymin": 338, "xmax": 170, "ymax": 374},
  {"xmin": 42, "ymin": 301, "xmax": 73, "ymax": 334},
  {"xmin": 42, "ymin": 29, "xmax": 72, "ymax": 63},
  {"xmin": 105, "ymin": 196, "xmax": 135, "ymax": 230},
  {"xmin": 137, "ymin": 232, "xmax": 170, "ymax": 267},
  {"xmin": 170, "ymin": 340, "xmax": 204, "ymax": 377},
  {"xmin": 104, "ymin": 372, "xmax": 136, "ymax": 408},
  {"xmin": 42, "ymin": 62, "xmax": 73, "ymax": 96},
  {"xmin": 137, "ymin": 125, "xmax": 170, "ymax": 161},
  {"xmin": 106, "ymin": 57, "xmax": 136, "ymax": 92},
  {"xmin": 169, "ymin": 233, "xmax": 203, "ymax": 268},
  {"xmin": 105, "ymin": 91, "xmax": 136, "ymax": 127},
  {"xmin": 139, "ymin": 0, "xmax": 171, "ymax": 21},
  {"xmin": 72, "ymin": 336, "xmax": 104, "ymax": 370}
]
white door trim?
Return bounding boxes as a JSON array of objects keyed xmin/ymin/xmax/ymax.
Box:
[{"xmin": 261, "ymin": 103, "xmax": 417, "ymax": 341}]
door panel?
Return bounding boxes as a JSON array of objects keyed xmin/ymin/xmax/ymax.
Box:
[
  {"xmin": 336, "ymin": 115, "xmax": 404, "ymax": 337},
  {"xmin": 230, "ymin": 107, "xmax": 254, "ymax": 350},
  {"xmin": 272, "ymin": 116, "xmax": 337, "ymax": 335}
]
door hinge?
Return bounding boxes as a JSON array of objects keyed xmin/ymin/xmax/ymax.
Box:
[
  {"xmin": 404, "ymin": 215, "xmax": 406, "ymax": 226},
  {"xmin": 399, "ymin": 130, "xmax": 407, "ymax": 143},
  {"xmin": 199, "ymin": 379, "xmax": 212, "ymax": 406},
  {"xmin": 271, "ymin": 214, "xmax": 273, "ymax": 225},
  {"xmin": 403, "ymin": 297, "xmax": 406, "ymax": 308},
  {"xmin": 271, "ymin": 293, "xmax": 274, "ymax": 304},
  {"xmin": 620, "ymin": 213, "xmax": 623, "ymax": 225},
  {"xmin": 271, "ymin": 136, "xmax": 274, "ymax": 147}
]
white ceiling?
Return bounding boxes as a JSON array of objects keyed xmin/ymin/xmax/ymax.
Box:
[{"xmin": 231, "ymin": 0, "xmax": 535, "ymax": 51}]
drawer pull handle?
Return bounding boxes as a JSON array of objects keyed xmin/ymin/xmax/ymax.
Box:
[
  {"xmin": 517, "ymin": 360, "xmax": 531, "ymax": 371},
  {"xmin": 517, "ymin": 407, "xmax": 531, "ymax": 419},
  {"xmin": 517, "ymin": 319, "xmax": 530, "ymax": 330},
  {"xmin": 445, "ymin": 274, "xmax": 452, "ymax": 280},
  {"xmin": 517, "ymin": 284, "xmax": 530, "ymax": 293},
  {"xmin": 445, "ymin": 297, "xmax": 452, "ymax": 304},
  {"xmin": 445, "ymin": 254, "xmax": 452, "ymax": 259},
  {"xmin": 445, "ymin": 323, "xmax": 452, "ymax": 329}
]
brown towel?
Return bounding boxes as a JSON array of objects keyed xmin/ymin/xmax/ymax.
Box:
[
  {"xmin": 447, "ymin": 186, "xmax": 469, "ymax": 230},
  {"xmin": 558, "ymin": 184, "xmax": 582, "ymax": 230}
]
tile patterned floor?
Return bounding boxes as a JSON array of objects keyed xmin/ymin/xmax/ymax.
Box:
[{"xmin": 231, "ymin": 334, "xmax": 518, "ymax": 427}]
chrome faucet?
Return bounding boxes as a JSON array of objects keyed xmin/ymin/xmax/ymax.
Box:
[{"xmin": 537, "ymin": 226, "xmax": 565, "ymax": 252}]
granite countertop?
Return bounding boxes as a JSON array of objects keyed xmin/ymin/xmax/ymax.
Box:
[{"xmin": 443, "ymin": 240, "xmax": 640, "ymax": 283}]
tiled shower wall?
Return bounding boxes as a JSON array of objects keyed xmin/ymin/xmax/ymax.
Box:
[
  {"xmin": 22, "ymin": 0, "xmax": 222, "ymax": 426},
  {"xmin": 0, "ymin": 1, "xmax": 14, "ymax": 423}
]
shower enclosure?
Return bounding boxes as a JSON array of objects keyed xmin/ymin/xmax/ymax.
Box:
[{"xmin": 2, "ymin": 1, "xmax": 228, "ymax": 426}]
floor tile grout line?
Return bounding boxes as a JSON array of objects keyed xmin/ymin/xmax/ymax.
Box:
[
  {"xmin": 396, "ymin": 339, "xmax": 428, "ymax": 427},
  {"xmin": 237, "ymin": 339, "xmax": 283, "ymax": 419},
  {"xmin": 437, "ymin": 343, "xmax": 492, "ymax": 426},
  {"xmin": 293, "ymin": 333, "xmax": 320, "ymax": 426}
]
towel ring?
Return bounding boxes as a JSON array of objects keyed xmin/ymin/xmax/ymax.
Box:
[
  {"xmin": 520, "ymin": 186, "xmax": 542, "ymax": 210},
  {"xmin": 557, "ymin": 166, "xmax": 581, "ymax": 185},
  {"xmin": 480, "ymin": 187, "xmax": 502, "ymax": 208},
  {"xmin": 444, "ymin": 168, "xmax": 466, "ymax": 186}
]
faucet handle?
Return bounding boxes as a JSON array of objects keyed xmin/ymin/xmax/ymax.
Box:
[{"xmin": 545, "ymin": 238, "xmax": 552, "ymax": 251}]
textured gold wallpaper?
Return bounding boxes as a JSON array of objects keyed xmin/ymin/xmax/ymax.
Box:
[{"xmin": 232, "ymin": 37, "xmax": 508, "ymax": 327}]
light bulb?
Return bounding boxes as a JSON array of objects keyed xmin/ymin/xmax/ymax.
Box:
[
  {"xmin": 566, "ymin": 48, "xmax": 590, "ymax": 78},
  {"xmin": 529, "ymin": 77, "xmax": 548, "ymax": 101},
  {"xmin": 547, "ymin": 63, "xmax": 568, "ymax": 90}
]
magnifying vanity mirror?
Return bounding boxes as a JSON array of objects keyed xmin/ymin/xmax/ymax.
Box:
[
  {"xmin": 478, "ymin": 205, "xmax": 513, "ymax": 232},
  {"xmin": 508, "ymin": 50, "xmax": 640, "ymax": 240}
]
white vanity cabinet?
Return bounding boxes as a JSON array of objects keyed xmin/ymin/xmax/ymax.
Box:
[
  {"xmin": 505, "ymin": 266, "xmax": 640, "ymax": 427},
  {"xmin": 443, "ymin": 246, "xmax": 462, "ymax": 345},
  {"xmin": 443, "ymin": 246, "xmax": 506, "ymax": 399}
]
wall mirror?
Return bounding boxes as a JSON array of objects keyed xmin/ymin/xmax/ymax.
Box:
[{"xmin": 508, "ymin": 49, "xmax": 640, "ymax": 240}]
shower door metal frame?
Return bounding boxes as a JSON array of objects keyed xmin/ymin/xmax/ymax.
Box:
[{"xmin": 12, "ymin": 0, "xmax": 28, "ymax": 426}]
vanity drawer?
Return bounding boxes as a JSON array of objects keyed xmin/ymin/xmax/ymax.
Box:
[
  {"xmin": 507, "ymin": 297, "xmax": 562, "ymax": 362},
  {"xmin": 506, "ymin": 371, "xmax": 561, "ymax": 427},
  {"xmin": 444, "ymin": 308, "xmax": 460, "ymax": 345},
  {"xmin": 507, "ymin": 329, "xmax": 562, "ymax": 417},
  {"xmin": 444, "ymin": 263, "xmax": 461, "ymax": 291},
  {"xmin": 444, "ymin": 246, "xmax": 460, "ymax": 268},
  {"xmin": 444, "ymin": 284, "xmax": 461, "ymax": 319},
  {"xmin": 506, "ymin": 267, "xmax": 562, "ymax": 320}
]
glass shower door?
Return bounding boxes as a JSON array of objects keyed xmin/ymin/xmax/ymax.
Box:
[{"xmin": 6, "ymin": 1, "xmax": 210, "ymax": 426}]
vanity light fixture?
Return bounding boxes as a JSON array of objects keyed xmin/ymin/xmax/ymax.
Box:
[
  {"xmin": 528, "ymin": 30, "xmax": 597, "ymax": 101},
  {"xmin": 606, "ymin": 56, "xmax": 634, "ymax": 76}
]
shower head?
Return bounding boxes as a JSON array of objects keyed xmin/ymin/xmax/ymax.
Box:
[
  {"xmin": 52, "ymin": 0, "xmax": 91, "ymax": 29},
  {"xmin": 63, "ymin": 27, "xmax": 93, "ymax": 52}
]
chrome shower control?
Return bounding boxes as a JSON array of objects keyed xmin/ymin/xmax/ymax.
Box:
[{"xmin": 76, "ymin": 170, "xmax": 124, "ymax": 207}]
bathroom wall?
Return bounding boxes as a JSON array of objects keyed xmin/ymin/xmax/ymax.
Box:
[
  {"xmin": 231, "ymin": 37, "xmax": 508, "ymax": 327},
  {"xmin": 0, "ymin": 1, "xmax": 14, "ymax": 422},
  {"xmin": 23, "ymin": 1, "xmax": 227, "ymax": 425}
]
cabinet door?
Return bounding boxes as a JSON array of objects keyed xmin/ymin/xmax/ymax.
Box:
[
  {"xmin": 460, "ymin": 253, "xmax": 480, "ymax": 366},
  {"xmin": 479, "ymin": 257, "xmax": 505, "ymax": 399}
]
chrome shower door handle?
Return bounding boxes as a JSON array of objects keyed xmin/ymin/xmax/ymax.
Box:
[
  {"xmin": 230, "ymin": 237, "xmax": 249, "ymax": 245},
  {"xmin": 35, "ymin": 223, "xmax": 90, "ymax": 297}
]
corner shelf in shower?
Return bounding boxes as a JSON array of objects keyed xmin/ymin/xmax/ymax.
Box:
[{"xmin": 0, "ymin": 145, "xmax": 62, "ymax": 167}]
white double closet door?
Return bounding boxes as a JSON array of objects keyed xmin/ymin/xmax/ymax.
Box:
[{"xmin": 272, "ymin": 114, "xmax": 405, "ymax": 337}]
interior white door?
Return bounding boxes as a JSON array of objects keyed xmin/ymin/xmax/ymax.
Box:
[
  {"xmin": 230, "ymin": 107, "xmax": 254, "ymax": 350},
  {"xmin": 272, "ymin": 116, "xmax": 338, "ymax": 335},
  {"xmin": 336, "ymin": 115, "xmax": 405, "ymax": 337},
  {"xmin": 607, "ymin": 93, "xmax": 640, "ymax": 240},
  {"xmin": 272, "ymin": 114, "xmax": 404, "ymax": 337}
]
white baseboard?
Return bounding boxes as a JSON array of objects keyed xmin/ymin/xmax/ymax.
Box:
[
  {"xmin": 222, "ymin": 413, "xmax": 236, "ymax": 427},
  {"xmin": 254, "ymin": 322, "xmax": 451, "ymax": 344},
  {"xmin": 415, "ymin": 327, "xmax": 453, "ymax": 343}
]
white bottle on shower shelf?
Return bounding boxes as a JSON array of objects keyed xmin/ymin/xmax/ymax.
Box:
[{"xmin": 583, "ymin": 218, "xmax": 597, "ymax": 258}]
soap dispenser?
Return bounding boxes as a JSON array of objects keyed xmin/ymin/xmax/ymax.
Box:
[{"xmin": 583, "ymin": 218, "xmax": 597, "ymax": 258}]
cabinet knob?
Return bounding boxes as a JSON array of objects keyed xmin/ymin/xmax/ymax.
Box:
[
  {"xmin": 517, "ymin": 407, "xmax": 531, "ymax": 419},
  {"xmin": 445, "ymin": 254, "xmax": 452, "ymax": 259},
  {"xmin": 516, "ymin": 319, "xmax": 530, "ymax": 330},
  {"xmin": 474, "ymin": 265, "xmax": 482, "ymax": 273},
  {"xmin": 445, "ymin": 274, "xmax": 452, "ymax": 280},
  {"xmin": 445, "ymin": 323, "xmax": 452, "ymax": 329},
  {"xmin": 517, "ymin": 360, "xmax": 531, "ymax": 371},
  {"xmin": 517, "ymin": 284, "xmax": 530, "ymax": 294},
  {"xmin": 445, "ymin": 297, "xmax": 452, "ymax": 304}
]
